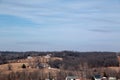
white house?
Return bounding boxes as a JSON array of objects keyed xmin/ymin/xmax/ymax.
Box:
[
  {"xmin": 65, "ymin": 76, "xmax": 79, "ymax": 80},
  {"xmin": 27, "ymin": 56, "xmax": 33, "ymax": 59},
  {"xmin": 44, "ymin": 54, "xmax": 51, "ymax": 58}
]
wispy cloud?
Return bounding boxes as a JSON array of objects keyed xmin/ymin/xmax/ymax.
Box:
[
  {"xmin": 0, "ymin": 0, "xmax": 120, "ymax": 51},
  {"xmin": 0, "ymin": 0, "xmax": 120, "ymax": 26},
  {"xmin": 89, "ymin": 29, "xmax": 112, "ymax": 33},
  {"xmin": 17, "ymin": 41, "xmax": 52, "ymax": 46}
]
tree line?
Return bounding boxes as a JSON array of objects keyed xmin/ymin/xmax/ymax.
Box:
[{"xmin": 0, "ymin": 51, "xmax": 119, "ymax": 68}]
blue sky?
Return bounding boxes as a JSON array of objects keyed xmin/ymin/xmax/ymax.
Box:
[{"xmin": 0, "ymin": 0, "xmax": 120, "ymax": 51}]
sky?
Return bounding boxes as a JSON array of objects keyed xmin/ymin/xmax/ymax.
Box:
[{"xmin": 0, "ymin": 0, "xmax": 120, "ymax": 52}]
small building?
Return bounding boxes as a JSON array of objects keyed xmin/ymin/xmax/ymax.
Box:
[
  {"xmin": 36, "ymin": 63, "xmax": 49, "ymax": 69},
  {"xmin": 41, "ymin": 63, "xmax": 49, "ymax": 68},
  {"xmin": 102, "ymin": 77, "xmax": 107, "ymax": 80},
  {"xmin": 108, "ymin": 77, "xmax": 117, "ymax": 80},
  {"xmin": 27, "ymin": 56, "xmax": 33, "ymax": 59},
  {"xmin": 65, "ymin": 76, "xmax": 79, "ymax": 80},
  {"xmin": 44, "ymin": 54, "xmax": 52, "ymax": 58},
  {"xmin": 93, "ymin": 75, "xmax": 102, "ymax": 80}
]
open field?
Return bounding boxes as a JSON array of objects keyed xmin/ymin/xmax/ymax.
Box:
[{"xmin": 0, "ymin": 51, "xmax": 120, "ymax": 80}]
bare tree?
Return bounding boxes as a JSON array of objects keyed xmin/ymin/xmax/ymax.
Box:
[{"xmin": 8, "ymin": 64, "xmax": 12, "ymax": 71}]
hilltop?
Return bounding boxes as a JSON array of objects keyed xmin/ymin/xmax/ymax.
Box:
[{"xmin": 0, "ymin": 51, "xmax": 120, "ymax": 80}]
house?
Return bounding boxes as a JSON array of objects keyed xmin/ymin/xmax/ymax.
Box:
[
  {"xmin": 93, "ymin": 75, "xmax": 102, "ymax": 80},
  {"xmin": 65, "ymin": 76, "xmax": 79, "ymax": 80},
  {"xmin": 40, "ymin": 63, "xmax": 49, "ymax": 68},
  {"xmin": 44, "ymin": 54, "xmax": 52, "ymax": 58},
  {"xmin": 27, "ymin": 56, "xmax": 32, "ymax": 59},
  {"xmin": 108, "ymin": 77, "xmax": 117, "ymax": 80},
  {"xmin": 36, "ymin": 63, "xmax": 49, "ymax": 69},
  {"xmin": 102, "ymin": 77, "xmax": 107, "ymax": 80}
]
